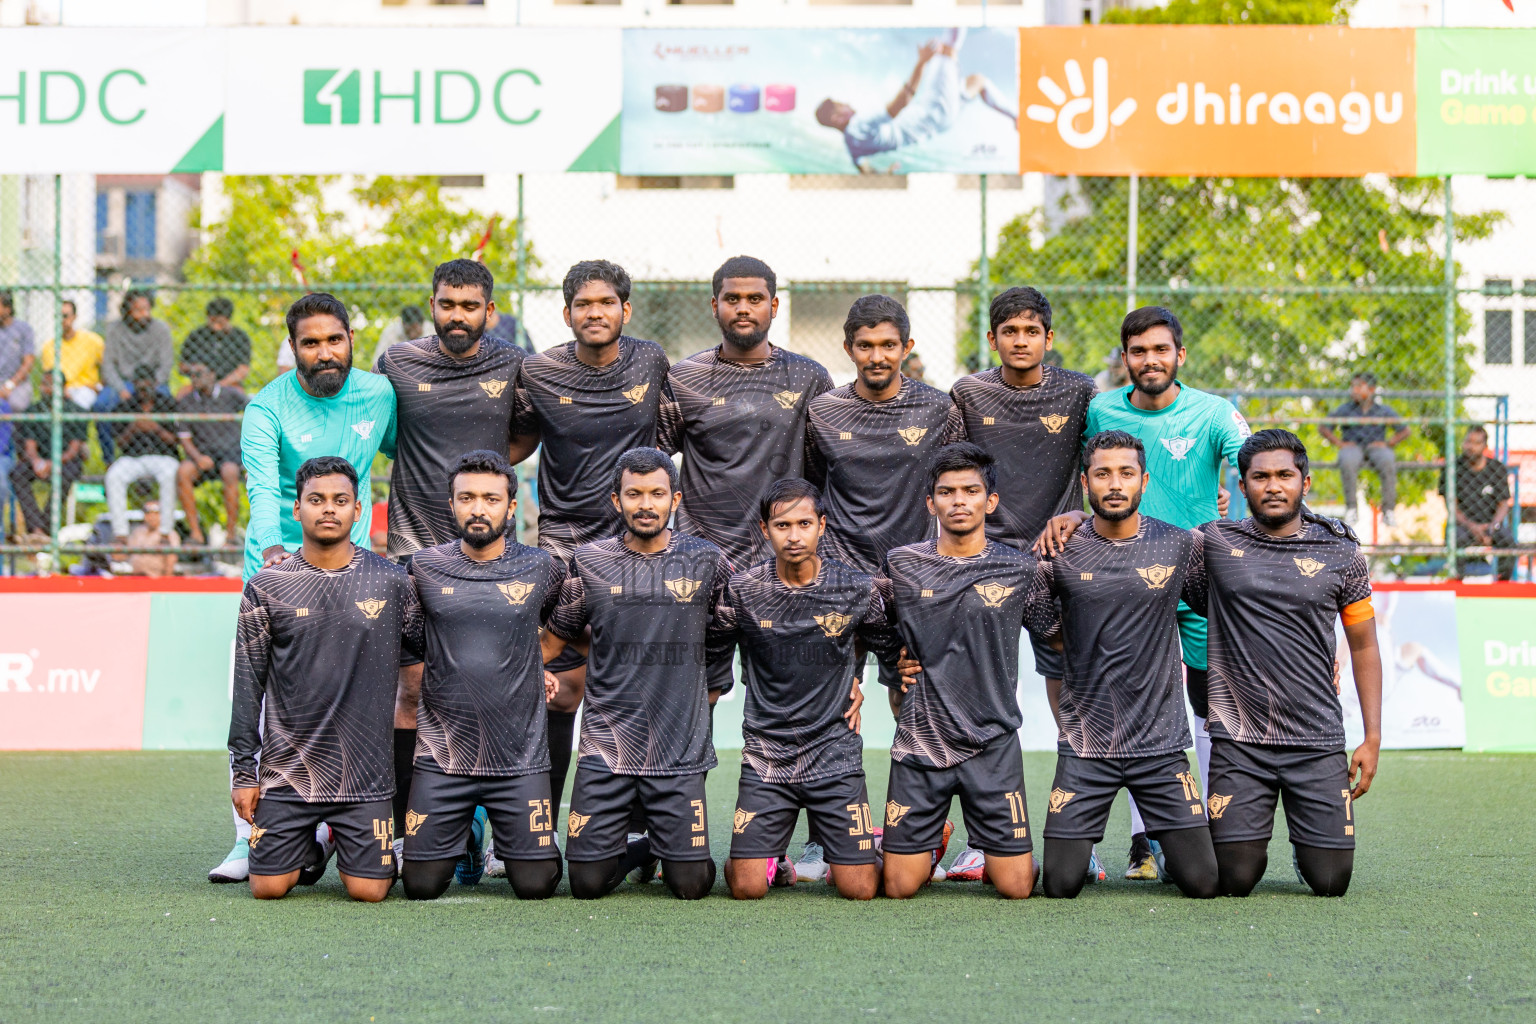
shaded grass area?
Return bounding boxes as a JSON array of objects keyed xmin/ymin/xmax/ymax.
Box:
[{"xmin": 1, "ymin": 750, "xmax": 1533, "ymax": 1022}]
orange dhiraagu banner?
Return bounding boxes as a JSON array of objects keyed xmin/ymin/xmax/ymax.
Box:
[
  {"xmin": 0, "ymin": 594, "xmax": 152, "ymax": 749},
  {"xmin": 1018, "ymin": 26, "xmax": 1416, "ymax": 177}
]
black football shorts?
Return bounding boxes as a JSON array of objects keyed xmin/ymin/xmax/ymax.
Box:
[
  {"xmin": 729, "ymin": 765, "xmax": 877, "ymax": 865},
  {"xmin": 566, "ymin": 766, "xmax": 712, "ymax": 863},
  {"xmin": 882, "ymin": 731, "xmax": 1032, "ymax": 857},
  {"xmin": 403, "ymin": 763, "xmax": 558, "ymax": 862},
  {"xmin": 1205, "ymin": 739, "xmax": 1356, "ymax": 850},
  {"xmin": 1044, "ymin": 750, "xmax": 1208, "ymax": 841},
  {"xmin": 248, "ymin": 796, "xmax": 396, "ymax": 879}
]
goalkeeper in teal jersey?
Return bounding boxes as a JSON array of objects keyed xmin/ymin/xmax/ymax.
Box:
[{"xmin": 1037, "ymin": 305, "xmax": 1248, "ymax": 881}]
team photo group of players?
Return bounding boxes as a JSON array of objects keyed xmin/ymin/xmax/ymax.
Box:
[{"xmin": 224, "ymin": 254, "xmax": 1384, "ymax": 904}]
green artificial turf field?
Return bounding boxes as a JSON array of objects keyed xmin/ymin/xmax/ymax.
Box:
[{"xmin": 1, "ymin": 749, "xmax": 1532, "ymax": 1023}]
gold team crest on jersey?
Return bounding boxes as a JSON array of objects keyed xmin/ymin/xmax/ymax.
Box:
[
  {"xmin": 1135, "ymin": 565, "xmax": 1176, "ymax": 590},
  {"xmin": 405, "ymin": 810, "xmax": 429, "ymax": 836},
  {"xmin": 248, "ymin": 824, "xmax": 267, "ymax": 847},
  {"xmin": 885, "ymin": 801, "xmax": 911, "ymax": 827},
  {"xmin": 1207, "ymin": 793, "xmax": 1233, "ymax": 820},
  {"xmin": 567, "ymin": 812, "xmax": 591, "ymax": 837},
  {"xmin": 814, "ymin": 612, "xmax": 852, "ymax": 638},
  {"xmin": 665, "ymin": 577, "xmax": 702, "ymax": 603},
  {"xmin": 897, "ymin": 426, "xmax": 929, "ymax": 447},
  {"xmin": 1048, "ymin": 789, "xmax": 1076, "ymax": 814},
  {"xmin": 733, "ymin": 809, "xmax": 756, "ymax": 834},
  {"xmin": 973, "ymin": 582, "xmax": 1015, "ymax": 608},
  {"xmin": 498, "ymin": 581, "xmax": 536, "ymax": 605},
  {"xmin": 479, "ymin": 379, "xmax": 508, "ymax": 399},
  {"xmin": 622, "ymin": 382, "xmax": 650, "ymax": 405},
  {"xmin": 356, "ymin": 598, "xmax": 388, "ymax": 620},
  {"xmin": 772, "ymin": 390, "xmax": 802, "ymax": 410},
  {"xmin": 1294, "ymin": 557, "xmax": 1326, "ymax": 578},
  {"xmin": 1039, "ymin": 414, "xmax": 1070, "ymax": 434}
]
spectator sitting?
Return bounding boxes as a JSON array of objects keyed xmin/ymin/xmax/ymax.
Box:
[
  {"xmin": 1321, "ymin": 371, "xmax": 1409, "ymax": 528},
  {"xmin": 126, "ymin": 499, "xmax": 180, "ymax": 577},
  {"xmin": 179, "ymin": 297, "xmax": 252, "ymax": 394},
  {"xmin": 371, "ymin": 305, "xmax": 426, "ymax": 370},
  {"xmin": 39, "ymin": 299, "xmax": 104, "ymax": 410},
  {"xmin": 176, "ymin": 360, "xmax": 248, "ymax": 547},
  {"xmin": 105, "ymin": 367, "xmax": 181, "ymax": 545},
  {"xmin": 94, "ymin": 290, "xmax": 174, "ymax": 461},
  {"xmin": 0, "ymin": 288, "xmax": 37, "ymax": 412},
  {"xmin": 1442, "ymin": 424, "xmax": 1517, "ymax": 581},
  {"xmin": 484, "ymin": 302, "xmax": 533, "ymax": 353},
  {"xmin": 9, "ymin": 374, "xmax": 87, "ymax": 543}
]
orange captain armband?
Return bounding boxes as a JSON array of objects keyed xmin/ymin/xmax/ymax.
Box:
[{"xmin": 1340, "ymin": 598, "xmax": 1375, "ymax": 627}]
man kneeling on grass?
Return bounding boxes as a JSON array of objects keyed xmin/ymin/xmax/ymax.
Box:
[{"xmin": 228, "ymin": 456, "xmax": 418, "ymax": 901}]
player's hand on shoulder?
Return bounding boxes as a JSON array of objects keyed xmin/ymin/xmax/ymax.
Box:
[
  {"xmin": 1216, "ymin": 486, "xmax": 1230, "ymax": 518},
  {"xmin": 1033, "ymin": 510, "xmax": 1088, "ymax": 557},
  {"xmin": 262, "ymin": 545, "xmax": 294, "ymax": 568},
  {"xmin": 844, "ymin": 680, "xmax": 864, "ymax": 734},
  {"xmin": 232, "ymin": 787, "xmax": 260, "ymax": 823},
  {"xmin": 1349, "ymin": 738, "xmax": 1379, "ymax": 799}
]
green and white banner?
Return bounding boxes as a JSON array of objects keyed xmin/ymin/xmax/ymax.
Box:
[
  {"xmin": 1458, "ymin": 596, "xmax": 1536, "ymax": 752},
  {"xmin": 1415, "ymin": 28, "xmax": 1536, "ymax": 176}
]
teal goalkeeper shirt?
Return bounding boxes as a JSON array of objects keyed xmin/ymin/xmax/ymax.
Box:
[
  {"xmin": 1084, "ymin": 383, "xmax": 1250, "ymax": 530},
  {"xmin": 239, "ymin": 368, "xmax": 397, "ymax": 580}
]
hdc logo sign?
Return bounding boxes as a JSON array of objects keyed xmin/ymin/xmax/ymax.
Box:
[
  {"xmin": 1018, "ymin": 26, "xmax": 1415, "ymax": 175},
  {"xmin": 301, "ymin": 68, "xmax": 543, "ymax": 126}
]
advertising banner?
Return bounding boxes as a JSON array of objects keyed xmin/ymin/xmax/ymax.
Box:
[
  {"xmin": 0, "ymin": 28, "xmax": 225, "ymax": 173},
  {"xmin": 1457, "ymin": 597, "xmax": 1536, "ymax": 752},
  {"xmin": 222, "ymin": 27, "xmax": 621, "ymax": 174},
  {"xmin": 0, "ymin": 594, "xmax": 151, "ymax": 750},
  {"xmin": 621, "ymin": 27, "xmax": 1019, "ymax": 175},
  {"xmin": 1017, "ymin": 26, "xmax": 1416, "ymax": 177},
  {"xmin": 141, "ymin": 592, "xmax": 240, "ymax": 750},
  {"xmin": 1339, "ymin": 589, "xmax": 1465, "ymax": 750},
  {"xmin": 1416, "ymin": 29, "xmax": 1536, "ymax": 176}
]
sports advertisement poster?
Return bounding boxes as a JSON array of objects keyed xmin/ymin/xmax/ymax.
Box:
[
  {"xmin": 620, "ymin": 27, "xmax": 1020, "ymax": 175},
  {"xmin": 1338, "ymin": 589, "xmax": 1465, "ymax": 750},
  {"xmin": 1457, "ymin": 596, "xmax": 1536, "ymax": 752},
  {"xmin": 1415, "ymin": 29, "xmax": 1536, "ymax": 176}
]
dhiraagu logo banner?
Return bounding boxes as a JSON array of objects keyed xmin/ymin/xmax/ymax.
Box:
[
  {"xmin": 223, "ymin": 27, "xmax": 621, "ymax": 173},
  {"xmin": 621, "ymin": 27, "xmax": 1019, "ymax": 175},
  {"xmin": 1458, "ymin": 597, "xmax": 1536, "ymax": 752},
  {"xmin": 0, "ymin": 28, "xmax": 225, "ymax": 173},
  {"xmin": 1415, "ymin": 28, "xmax": 1536, "ymax": 176}
]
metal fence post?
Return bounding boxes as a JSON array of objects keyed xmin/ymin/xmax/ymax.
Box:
[
  {"xmin": 977, "ymin": 173, "xmax": 989, "ymax": 369},
  {"xmin": 515, "ymin": 173, "xmax": 527, "ymax": 338},
  {"xmin": 1442, "ymin": 175, "xmax": 1458, "ymax": 578},
  {"xmin": 47, "ymin": 174, "xmax": 64, "ymax": 571},
  {"xmin": 1126, "ymin": 173, "xmax": 1139, "ymax": 313}
]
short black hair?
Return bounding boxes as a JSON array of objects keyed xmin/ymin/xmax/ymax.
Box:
[
  {"xmin": 120, "ymin": 289, "xmax": 154, "ymax": 318},
  {"xmin": 563, "ymin": 259, "xmax": 632, "ymax": 307},
  {"xmin": 60, "ymin": 299, "xmax": 76, "ymax": 315},
  {"xmin": 1237, "ymin": 428, "xmax": 1309, "ymax": 477},
  {"xmin": 400, "ymin": 305, "xmax": 424, "ymax": 326},
  {"xmin": 286, "ymin": 292, "xmax": 351, "ymax": 339},
  {"xmin": 611, "ymin": 447, "xmax": 678, "ymax": 496},
  {"xmin": 1351, "ymin": 371, "xmax": 1378, "ymax": 387},
  {"xmin": 449, "ymin": 449, "xmax": 517, "ymax": 499},
  {"xmin": 1120, "ymin": 305, "xmax": 1182, "ymax": 350},
  {"xmin": 432, "ymin": 258, "xmax": 495, "ymax": 302},
  {"xmin": 206, "ymin": 297, "xmax": 234, "ymax": 318},
  {"xmin": 1082, "ymin": 429, "xmax": 1147, "ymax": 472},
  {"xmin": 759, "ymin": 477, "xmax": 824, "ymax": 523},
  {"xmin": 712, "ymin": 256, "xmax": 776, "ymax": 299},
  {"xmin": 0, "ymin": 290, "xmax": 12, "ymax": 311},
  {"xmin": 843, "ymin": 294, "xmax": 909, "ymax": 346},
  {"xmin": 1465, "ymin": 422, "xmax": 1489, "ymax": 440},
  {"xmin": 928, "ymin": 442, "xmax": 997, "ymax": 496},
  {"xmin": 990, "ymin": 286, "xmax": 1052, "ymax": 334},
  {"xmin": 295, "ymin": 455, "xmax": 358, "ymax": 498}
]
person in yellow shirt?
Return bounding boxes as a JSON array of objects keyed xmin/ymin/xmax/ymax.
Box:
[{"xmin": 38, "ymin": 300, "xmax": 105, "ymax": 410}]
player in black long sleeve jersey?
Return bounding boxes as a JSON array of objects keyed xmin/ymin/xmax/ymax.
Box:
[
  {"xmin": 714, "ymin": 479, "xmax": 904, "ymax": 901},
  {"xmin": 1183, "ymin": 429, "xmax": 1383, "ymax": 898},
  {"xmin": 878, "ymin": 443, "xmax": 1036, "ymax": 900},
  {"xmin": 398, "ymin": 452, "xmax": 565, "ymax": 901},
  {"xmin": 229, "ymin": 457, "xmax": 418, "ymax": 902},
  {"xmin": 542, "ymin": 448, "xmax": 733, "ymax": 901},
  {"xmin": 1021, "ymin": 431, "xmax": 1218, "ymax": 900}
]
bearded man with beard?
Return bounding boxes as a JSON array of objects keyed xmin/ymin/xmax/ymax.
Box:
[{"xmin": 209, "ymin": 292, "xmax": 398, "ymax": 885}]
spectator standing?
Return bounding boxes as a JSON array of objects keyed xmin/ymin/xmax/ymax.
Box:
[
  {"xmin": 104, "ymin": 368, "xmax": 181, "ymax": 543},
  {"xmin": 1321, "ymin": 372, "xmax": 1409, "ymax": 527},
  {"xmin": 38, "ymin": 300, "xmax": 104, "ymax": 410},
  {"xmin": 94, "ymin": 291, "xmax": 174, "ymax": 460},
  {"xmin": 179, "ymin": 297, "xmax": 252, "ymax": 392},
  {"xmin": 126, "ymin": 500, "xmax": 180, "ymax": 577},
  {"xmin": 175, "ymin": 361, "xmax": 248, "ymax": 546},
  {"xmin": 1441, "ymin": 424, "xmax": 1517, "ymax": 581},
  {"xmin": 0, "ymin": 289, "xmax": 37, "ymax": 412},
  {"xmin": 9, "ymin": 374, "xmax": 86, "ymax": 541},
  {"xmin": 371, "ymin": 305, "xmax": 427, "ymax": 369},
  {"xmin": 484, "ymin": 303, "xmax": 533, "ymax": 353}
]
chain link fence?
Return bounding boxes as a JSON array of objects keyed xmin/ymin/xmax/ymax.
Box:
[{"xmin": 0, "ymin": 169, "xmax": 1529, "ymax": 578}]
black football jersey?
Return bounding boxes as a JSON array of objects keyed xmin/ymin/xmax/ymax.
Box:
[
  {"xmin": 405, "ymin": 540, "xmax": 566, "ymax": 776},
  {"xmin": 880, "ymin": 539, "xmax": 1034, "ymax": 768},
  {"xmin": 949, "ymin": 365, "xmax": 1096, "ymax": 549},
  {"xmin": 230, "ymin": 548, "xmax": 418, "ymax": 802},
  {"xmin": 377, "ymin": 337, "xmax": 525, "ymax": 556},
  {"xmin": 1187, "ymin": 517, "xmax": 1373, "ymax": 748},
  {"xmin": 804, "ymin": 379, "xmax": 964, "ymax": 575},
  {"xmin": 1023, "ymin": 516, "xmax": 1194, "ymax": 759},
  {"xmin": 546, "ymin": 532, "xmax": 732, "ymax": 776},
  {"xmin": 658, "ymin": 345, "xmax": 833, "ymax": 567}
]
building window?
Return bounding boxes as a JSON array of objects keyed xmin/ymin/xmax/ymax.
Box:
[
  {"xmin": 1525, "ymin": 311, "xmax": 1536, "ymax": 365},
  {"xmin": 124, "ymin": 191, "xmax": 157, "ymax": 260},
  {"xmin": 957, "ymin": 174, "xmax": 1024, "ymax": 190},
  {"xmin": 1485, "ymin": 309, "xmax": 1512, "ymax": 365},
  {"xmin": 615, "ymin": 176, "xmax": 734, "ymax": 190},
  {"xmin": 95, "ymin": 192, "xmax": 109, "ymax": 255},
  {"xmin": 438, "ymin": 176, "xmax": 484, "ymax": 188}
]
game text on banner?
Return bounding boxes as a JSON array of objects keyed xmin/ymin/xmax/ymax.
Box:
[{"xmin": 1416, "ymin": 28, "xmax": 1536, "ymax": 177}]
